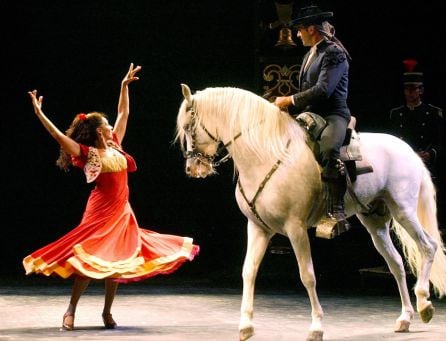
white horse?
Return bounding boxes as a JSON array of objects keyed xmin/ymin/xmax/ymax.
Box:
[{"xmin": 175, "ymin": 84, "xmax": 446, "ymax": 341}]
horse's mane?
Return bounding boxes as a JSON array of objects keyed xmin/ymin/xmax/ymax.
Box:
[{"xmin": 176, "ymin": 87, "xmax": 307, "ymax": 163}]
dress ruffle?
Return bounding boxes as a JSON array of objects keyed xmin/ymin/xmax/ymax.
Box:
[
  {"xmin": 23, "ymin": 137, "xmax": 199, "ymax": 283},
  {"xmin": 23, "ymin": 234, "xmax": 199, "ymax": 283}
]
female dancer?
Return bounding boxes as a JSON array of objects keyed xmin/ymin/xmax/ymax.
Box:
[{"xmin": 23, "ymin": 63, "xmax": 199, "ymax": 330}]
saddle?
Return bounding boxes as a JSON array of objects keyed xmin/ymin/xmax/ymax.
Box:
[
  {"xmin": 295, "ymin": 112, "xmax": 373, "ymax": 181},
  {"xmin": 296, "ymin": 113, "xmax": 377, "ymax": 239}
]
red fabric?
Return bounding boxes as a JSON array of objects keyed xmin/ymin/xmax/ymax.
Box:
[{"xmin": 23, "ymin": 139, "xmax": 199, "ymax": 282}]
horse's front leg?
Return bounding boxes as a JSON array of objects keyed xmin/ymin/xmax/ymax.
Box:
[
  {"xmin": 287, "ymin": 223, "xmax": 323, "ymax": 341},
  {"xmin": 239, "ymin": 220, "xmax": 273, "ymax": 341}
]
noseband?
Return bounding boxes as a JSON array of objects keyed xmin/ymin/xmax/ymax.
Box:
[{"xmin": 183, "ymin": 102, "xmax": 239, "ymax": 168}]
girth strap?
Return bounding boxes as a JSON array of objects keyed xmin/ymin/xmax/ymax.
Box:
[
  {"xmin": 237, "ymin": 159, "xmax": 282, "ymax": 231},
  {"xmin": 344, "ymin": 167, "xmax": 371, "ymax": 213},
  {"xmin": 237, "ymin": 139, "xmax": 291, "ymax": 231}
]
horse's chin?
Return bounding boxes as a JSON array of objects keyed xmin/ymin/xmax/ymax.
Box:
[
  {"xmin": 186, "ymin": 161, "xmax": 215, "ymax": 178},
  {"xmin": 191, "ymin": 172, "xmax": 209, "ymax": 178},
  {"xmin": 187, "ymin": 168, "xmax": 213, "ymax": 178}
]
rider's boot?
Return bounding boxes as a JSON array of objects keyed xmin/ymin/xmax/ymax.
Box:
[
  {"xmin": 316, "ymin": 160, "xmax": 351, "ymax": 239},
  {"xmin": 326, "ymin": 174, "xmax": 350, "ymax": 237}
]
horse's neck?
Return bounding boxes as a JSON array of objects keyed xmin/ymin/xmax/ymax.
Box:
[
  {"xmin": 207, "ymin": 92, "xmax": 316, "ymax": 181},
  {"xmin": 230, "ymin": 138, "xmax": 315, "ymax": 185},
  {"xmin": 231, "ymin": 147, "xmax": 276, "ymax": 182}
]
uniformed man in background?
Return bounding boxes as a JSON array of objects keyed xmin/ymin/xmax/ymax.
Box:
[
  {"xmin": 388, "ymin": 59, "xmax": 444, "ymax": 229},
  {"xmin": 388, "ymin": 59, "xmax": 443, "ymax": 179}
]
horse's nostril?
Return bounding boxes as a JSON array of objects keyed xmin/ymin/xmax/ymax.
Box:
[{"xmin": 186, "ymin": 166, "xmax": 190, "ymax": 173}]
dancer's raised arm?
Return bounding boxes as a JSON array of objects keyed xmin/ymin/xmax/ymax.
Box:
[
  {"xmin": 113, "ymin": 62, "xmax": 142, "ymax": 144},
  {"xmin": 28, "ymin": 89, "xmax": 81, "ymax": 157}
]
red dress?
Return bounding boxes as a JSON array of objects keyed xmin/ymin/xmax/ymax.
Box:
[{"xmin": 23, "ymin": 136, "xmax": 199, "ymax": 283}]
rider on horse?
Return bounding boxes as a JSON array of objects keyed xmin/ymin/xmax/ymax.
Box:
[{"xmin": 275, "ymin": 5, "xmax": 352, "ymax": 237}]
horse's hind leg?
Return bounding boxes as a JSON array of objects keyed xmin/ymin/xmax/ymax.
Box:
[
  {"xmin": 357, "ymin": 213, "xmax": 414, "ymax": 332},
  {"xmin": 239, "ymin": 220, "xmax": 273, "ymax": 341},
  {"xmin": 287, "ymin": 224, "xmax": 323, "ymax": 341},
  {"xmin": 391, "ymin": 211, "xmax": 437, "ymax": 323}
]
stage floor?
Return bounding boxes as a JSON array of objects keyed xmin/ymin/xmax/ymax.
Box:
[{"xmin": 1, "ymin": 280, "xmax": 445, "ymax": 341}]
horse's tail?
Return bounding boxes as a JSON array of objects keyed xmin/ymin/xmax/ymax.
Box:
[{"xmin": 392, "ymin": 167, "xmax": 446, "ymax": 298}]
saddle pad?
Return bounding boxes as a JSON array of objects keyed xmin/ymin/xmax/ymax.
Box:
[{"xmin": 340, "ymin": 130, "xmax": 362, "ymax": 162}]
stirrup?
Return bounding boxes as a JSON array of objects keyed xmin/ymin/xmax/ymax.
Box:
[
  {"xmin": 316, "ymin": 215, "xmax": 351, "ymax": 239},
  {"xmin": 332, "ymin": 218, "xmax": 351, "ymax": 236}
]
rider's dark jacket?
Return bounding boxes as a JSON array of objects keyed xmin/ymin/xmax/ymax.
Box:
[{"xmin": 292, "ymin": 39, "xmax": 351, "ymax": 122}]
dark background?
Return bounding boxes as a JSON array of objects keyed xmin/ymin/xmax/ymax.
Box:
[{"xmin": 2, "ymin": 0, "xmax": 445, "ymax": 292}]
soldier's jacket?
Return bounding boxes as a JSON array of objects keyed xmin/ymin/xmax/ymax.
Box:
[{"xmin": 388, "ymin": 102, "xmax": 443, "ymax": 174}]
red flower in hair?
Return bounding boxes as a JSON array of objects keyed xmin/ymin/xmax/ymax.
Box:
[{"xmin": 77, "ymin": 113, "xmax": 87, "ymax": 121}]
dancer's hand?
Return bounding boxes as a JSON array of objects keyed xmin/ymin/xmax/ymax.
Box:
[
  {"xmin": 122, "ymin": 63, "xmax": 142, "ymax": 87},
  {"xmin": 28, "ymin": 89, "xmax": 44, "ymax": 115}
]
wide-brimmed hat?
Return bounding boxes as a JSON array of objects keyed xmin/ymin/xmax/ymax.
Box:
[
  {"xmin": 402, "ymin": 59, "xmax": 423, "ymax": 87},
  {"xmin": 290, "ymin": 5, "xmax": 333, "ymax": 26}
]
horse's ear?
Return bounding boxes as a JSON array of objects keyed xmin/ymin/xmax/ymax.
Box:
[{"xmin": 181, "ymin": 83, "xmax": 193, "ymax": 106}]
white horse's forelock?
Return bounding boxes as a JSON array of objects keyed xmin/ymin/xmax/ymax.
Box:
[
  {"xmin": 174, "ymin": 100, "xmax": 189, "ymax": 152},
  {"xmin": 191, "ymin": 87, "xmax": 307, "ymax": 163}
]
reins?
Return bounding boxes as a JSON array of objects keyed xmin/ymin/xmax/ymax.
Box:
[
  {"xmin": 183, "ymin": 100, "xmax": 289, "ymax": 231},
  {"xmin": 184, "ymin": 99, "xmax": 374, "ymax": 230},
  {"xmin": 183, "ymin": 101, "xmax": 241, "ymax": 168}
]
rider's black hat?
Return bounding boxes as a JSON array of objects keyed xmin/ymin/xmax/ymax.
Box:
[{"xmin": 290, "ymin": 5, "xmax": 333, "ymax": 26}]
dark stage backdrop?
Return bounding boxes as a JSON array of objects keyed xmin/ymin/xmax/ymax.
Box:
[{"xmin": 2, "ymin": 1, "xmax": 444, "ymax": 289}]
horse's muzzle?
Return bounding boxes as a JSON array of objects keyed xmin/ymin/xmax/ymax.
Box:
[{"xmin": 185, "ymin": 157, "xmax": 215, "ymax": 178}]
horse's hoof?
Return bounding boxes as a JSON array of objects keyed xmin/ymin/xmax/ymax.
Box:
[
  {"xmin": 307, "ymin": 330, "xmax": 323, "ymax": 341},
  {"xmin": 394, "ymin": 319, "xmax": 410, "ymax": 332},
  {"xmin": 239, "ymin": 326, "xmax": 254, "ymax": 341},
  {"xmin": 419, "ymin": 303, "xmax": 435, "ymax": 323}
]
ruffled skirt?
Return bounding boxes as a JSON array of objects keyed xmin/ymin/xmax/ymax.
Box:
[{"xmin": 23, "ymin": 202, "xmax": 199, "ymax": 283}]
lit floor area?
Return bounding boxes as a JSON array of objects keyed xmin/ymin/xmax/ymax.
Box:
[{"xmin": 1, "ymin": 278, "xmax": 445, "ymax": 341}]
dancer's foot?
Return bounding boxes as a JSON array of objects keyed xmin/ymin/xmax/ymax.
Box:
[
  {"xmin": 102, "ymin": 313, "xmax": 117, "ymax": 329},
  {"xmin": 62, "ymin": 312, "xmax": 74, "ymax": 330}
]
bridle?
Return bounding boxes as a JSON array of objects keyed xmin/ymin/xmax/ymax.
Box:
[
  {"xmin": 182, "ymin": 95, "xmax": 288, "ymax": 232},
  {"xmin": 182, "ymin": 90, "xmax": 276, "ymax": 170},
  {"xmin": 183, "ymin": 101, "xmax": 240, "ymax": 169}
]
